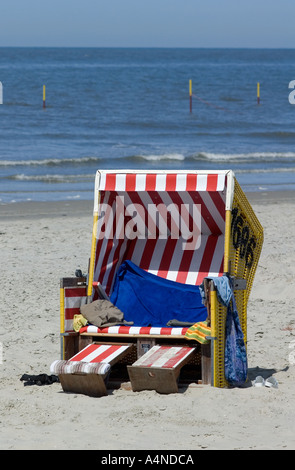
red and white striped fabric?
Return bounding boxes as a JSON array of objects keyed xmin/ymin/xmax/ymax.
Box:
[
  {"xmin": 64, "ymin": 286, "xmax": 87, "ymax": 332},
  {"xmin": 79, "ymin": 325, "xmax": 188, "ymax": 336},
  {"xmin": 50, "ymin": 359, "xmax": 111, "ymax": 376},
  {"xmin": 93, "ymin": 170, "xmax": 228, "ymax": 296},
  {"xmin": 69, "ymin": 343, "xmax": 130, "ymax": 364},
  {"xmin": 98, "ymin": 171, "xmax": 226, "ymax": 193},
  {"xmin": 131, "ymin": 345, "xmax": 194, "ymax": 369}
]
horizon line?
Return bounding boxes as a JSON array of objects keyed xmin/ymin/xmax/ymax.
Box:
[{"xmin": 0, "ymin": 45, "xmax": 295, "ymax": 50}]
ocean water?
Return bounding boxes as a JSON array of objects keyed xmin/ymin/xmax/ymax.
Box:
[{"xmin": 1, "ymin": 47, "xmax": 295, "ymax": 203}]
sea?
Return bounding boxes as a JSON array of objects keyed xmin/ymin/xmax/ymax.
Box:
[{"xmin": 1, "ymin": 47, "xmax": 295, "ymax": 204}]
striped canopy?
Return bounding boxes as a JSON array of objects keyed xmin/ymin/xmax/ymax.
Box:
[{"xmin": 92, "ymin": 170, "xmax": 234, "ymax": 296}]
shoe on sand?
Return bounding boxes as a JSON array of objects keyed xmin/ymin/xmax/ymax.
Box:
[
  {"xmin": 265, "ymin": 376, "xmax": 278, "ymax": 388},
  {"xmin": 253, "ymin": 376, "xmax": 265, "ymax": 387}
]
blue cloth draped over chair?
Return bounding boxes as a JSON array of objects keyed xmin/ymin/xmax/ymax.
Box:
[{"xmin": 110, "ymin": 260, "xmax": 208, "ymax": 327}]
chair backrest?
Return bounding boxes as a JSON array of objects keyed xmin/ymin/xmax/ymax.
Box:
[{"xmin": 90, "ymin": 170, "xmax": 235, "ymax": 297}]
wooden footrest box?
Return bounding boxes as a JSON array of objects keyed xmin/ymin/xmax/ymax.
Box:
[
  {"xmin": 51, "ymin": 342, "xmax": 132, "ymax": 397},
  {"xmin": 127, "ymin": 345, "xmax": 196, "ymax": 394}
]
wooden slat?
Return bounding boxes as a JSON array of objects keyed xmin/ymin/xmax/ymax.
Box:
[{"xmin": 59, "ymin": 373, "xmax": 108, "ymax": 397}]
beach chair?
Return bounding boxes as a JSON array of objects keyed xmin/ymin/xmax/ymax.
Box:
[{"xmin": 59, "ymin": 169, "xmax": 263, "ymax": 390}]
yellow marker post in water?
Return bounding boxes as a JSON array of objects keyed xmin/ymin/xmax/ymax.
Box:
[
  {"xmin": 189, "ymin": 79, "xmax": 192, "ymax": 113},
  {"xmin": 257, "ymin": 82, "xmax": 260, "ymax": 105},
  {"xmin": 43, "ymin": 85, "xmax": 46, "ymax": 108}
]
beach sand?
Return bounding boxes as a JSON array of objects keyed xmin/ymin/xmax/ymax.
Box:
[{"xmin": 1, "ymin": 191, "xmax": 295, "ymax": 451}]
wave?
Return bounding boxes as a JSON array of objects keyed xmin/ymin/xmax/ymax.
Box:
[
  {"xmin": 0, "ymin": 156, "xmax": 102, "ymax": 167},
  {"xmin": 8, "ymin": 166, "xmax": 295, "ymax": 184},
  {"xmin": 127, "ymin": 151, "xmax": 295, "ymax": 164},
  {"xmin": 127, "ymin": 153, "xmax": 185, "ymax": 162},
  {"xmin": 236, "ymin": 167, "xmax": 295, "ymax": 174},
  {"xmin": 8, "ymin": 173, "xmax": 94, "ymax": 183},
  {"xmin": 189, "ymin": 151, "xmax": 295, "ymax": 163},
  {"xmin": 0, "ymin": 153, "xmax": 186, "ymax": 168},
  {"xmin": 2, "ymin": 151, "xmax": 295, "ymax": 170}
]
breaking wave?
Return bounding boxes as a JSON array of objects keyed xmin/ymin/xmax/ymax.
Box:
[
  {"xmin": 8, "ymin": 173, "xmax": 94, "ymax": 183},
  {"xmin": 0, "ymin": 156, "xmax": 102, "ymax": 167},
  {"xmin": 2, "ymin": 151, "xmax": 295, "ymax": 170}
]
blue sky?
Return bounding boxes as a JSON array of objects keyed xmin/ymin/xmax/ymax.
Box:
[{"xmin": 0, "ymin": 0, "xmax": 294, "ymax": 48}]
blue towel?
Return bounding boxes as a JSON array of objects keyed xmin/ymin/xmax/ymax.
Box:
[
  {"xmin": 199, "ymin": 275, "xmax": 232, "ymax": 307},
  {"xmin": 110, "ymin": 260, "xmax": 208, "ymax": 327},
  {"xmin": 200, "ymin": 274, "xmax": 248, "ymax": 386},
  {"xmin": 224, "ymin": 289, "xmax": 248, "ymax": 387}
]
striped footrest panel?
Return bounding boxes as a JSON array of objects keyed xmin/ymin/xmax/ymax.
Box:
[
  {"xmin": 51, "ymin": 343, "xmax": 132, "ymax": 375},
  {"xmin": 50, "ymin": 360, "xmax": 110, "ymax": 375},
  {"xmin": 79, "ymin": 325, "xmax": 188, "ymax": 336},
  {"xmin": 131, "ymin": 345, "xmax": 194, "ymax": 369},
  {"xmin": 127, "ymin": 345, "xmax": 196, "ymax": 394}
]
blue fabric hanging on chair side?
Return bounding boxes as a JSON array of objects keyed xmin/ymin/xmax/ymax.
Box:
[
  {"xmin": 224, "ymin": 289, "xmax": 248, "ymax": 387},
  {"xmin": 200, "ymin": 274, "xmax": 248, "ymax": 387}
]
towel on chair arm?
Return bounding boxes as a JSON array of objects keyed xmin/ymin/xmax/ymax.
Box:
[{"xmin": 73, "ymin": 314, "xmax": 88, "ymax": 332}]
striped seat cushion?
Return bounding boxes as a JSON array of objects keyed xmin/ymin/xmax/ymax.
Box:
[{"xmin": 79, "ymin": 325, "xmax": 188, "ymax": 336}]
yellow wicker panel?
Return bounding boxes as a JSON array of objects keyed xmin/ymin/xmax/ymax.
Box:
[
  {"xmin": 212, "ymin": 178, "xmax": 264, "ymax": 388},
  {"xmin": 230, "ymin": 179, "xmax": 264, "ymax": 343},
  {"xmin": 230, "ymin": 179, "xmax": 264, "ymax": 298},
  {"xmin": 211, "ymin": 290, "xmax": 228, "ymax": 388}
]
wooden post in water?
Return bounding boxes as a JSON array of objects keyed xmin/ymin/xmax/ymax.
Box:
[
  {"xmin": 0, "ymin": 81, "xmax": 3, "ymax": 105},
  {"xmin": 189, "ymin": 79, "xmax": 192, "ymax": 113},
  {"xmin": 43, "ymin": 85, "xmax": 46, "ymax": 108},
  {"xmin": 257, "ymin": 82, "xmax": 260, "ymax": 105}
]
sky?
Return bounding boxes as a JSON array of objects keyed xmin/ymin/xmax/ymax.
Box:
[{"xmin": 0, "ymin": 0, "xmax": 294, "ymax": 48}]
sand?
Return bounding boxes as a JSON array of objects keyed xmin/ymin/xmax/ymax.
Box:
[{"xmin": 1, "ymin": 191, "xmax": 295, "ymax": 451}]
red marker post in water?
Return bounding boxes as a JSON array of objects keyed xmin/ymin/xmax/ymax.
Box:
[
  {"xmin": 43, "ymin": 85, "xmax": 46, "ymax": 108},
  {"xmin": 257, "ymin": 82, "xmax": 260, "ymax": 105}
]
